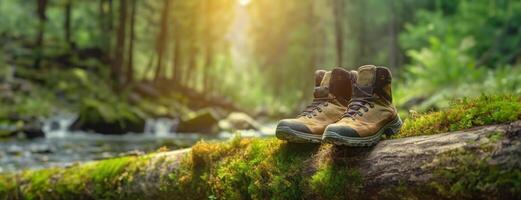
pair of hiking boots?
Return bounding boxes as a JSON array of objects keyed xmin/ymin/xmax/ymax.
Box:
[{"xmin": 276, "ymin": 65, "xmax": 402, "ymax": 146}]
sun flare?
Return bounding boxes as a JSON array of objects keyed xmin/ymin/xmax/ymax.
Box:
[{"xmin": 238, "ymin": 0, "xmax": 250, "ymax": 6}]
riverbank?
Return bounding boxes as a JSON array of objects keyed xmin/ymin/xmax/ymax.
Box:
[{"xmin": 0, "ymin": 67, "xmax": 267, "ymax": 139}]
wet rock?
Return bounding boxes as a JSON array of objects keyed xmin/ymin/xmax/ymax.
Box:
[
  {"xmin": 6, "ymin": 145, "xmax": 23, "ymax": 155},
  {"xmin": 71, "ymin": 119, "xmax": 145, "ymax": 135},
  {"xmin": 22, "ymin": 121, "xmax": 45, "ymax": 139},
  {"xmin": 0, "ymin": 120, "xmax": 45, "ymax": 139},
  {"xmin": 0, "ymin": 124, "xmax": 19, "ymax": 138},
  {"xmin": 218, "ymin": 112, "xmax": 260, "ymax": 132},
  {"xmin": 177, "ymin": 109, "xmax": 219, "ymax": 133},
  {"xmin": 30, "ymin": 144, "xmax": 53, "ymax": 154}
]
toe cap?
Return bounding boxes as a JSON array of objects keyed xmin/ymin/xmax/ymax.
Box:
[
  {"xmin": 277, "ymin": 120, "xmax": 312, "ymax": 134},
  {"xmin": 326, "ymin": 125, "xmax": 360, "ymax": 137}
]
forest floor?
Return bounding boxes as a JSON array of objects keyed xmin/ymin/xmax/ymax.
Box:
[{"xmin": 1, "ymin": 95, "xmax": 520, "ymax": 199}]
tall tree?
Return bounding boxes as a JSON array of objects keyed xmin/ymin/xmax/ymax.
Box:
[
  {"xmin": 98, "ymin": 0, "xmax": 114, "ymax": 60},
  {"xmin": 34, "ymin": 0, "xmax": 48, "ymax": 68},
  {"xmin": 202, "ymin": 1, "xmax": 213, "ymax": 93},
  {"xmin": 171, "ymin": 29, "xmax": 182, "ymax": 84},
  {"xmin": 332, "ymin": 0, "xmax": 344, "ymax": 66},
  {"xmin": 64, "ymin": 0, "xmax": 73, "ymax": 49},
  {"xmin": 126, "ymin": 0, "xmax": 137, "ymax": 84},
  {"xmin": 112, "ymin": 0, "xmax": 128, "ymax": 86},
  {"xmin": 154, "ymin": 0, "xmax": 171, "ymax": 82}
]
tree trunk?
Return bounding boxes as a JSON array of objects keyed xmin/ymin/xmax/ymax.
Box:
[
  {"xmin": 387, "ymin": 0, "xmax": 399, "ymax": 69},
  {"xmin": 98, "ymin": 0, "xmax": 113, "ymax": 62},
  {"xmin": 126, "ymin": 0, "xmax": 137, "ymax": 84},
  {"xmin": 64, "ymin": 0, "xmax": 73, "ymax": 49},
  {"xmin": 154, "ymin": 0, "xmax": 171, "ymax": 83},
  {"xmin": 34, "ymin": 0, "xmax": 48, "ymax": 68},
  {"xmin": 356, "ymin": 0, "xmax": 367, "ymax": 65},
  {"xmin": 332, "ymin": 0, "xmax": 344, "ymax": 67},
  {"xmin": 112, "ymin": 0, "xmax": 128, "ymax": 86},
  {"xmin": 171, "ymin": 33, "xmax": 181, "ymax": 84}
]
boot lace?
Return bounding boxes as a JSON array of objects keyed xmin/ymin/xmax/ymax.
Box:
[
  {"xmin": 343, "ymin": 85, "xmax": 375, "ymax": 120},
  {"xmin": 299, "ymin": 97, "xmax": 332, "ymax": 118}
]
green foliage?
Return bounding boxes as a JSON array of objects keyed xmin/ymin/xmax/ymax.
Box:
[
  {"xmin": 397, "ymin": 0, "xmax": 521, "ymax": 110},
  {"xmin": 400, "ymin": 0, "xmax": 521, "ymax": 67},
  {"xmin": 397, "ymin": 95, "xmax": 521, "ymax": 137}
]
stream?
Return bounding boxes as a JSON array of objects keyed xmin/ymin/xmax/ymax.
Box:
[{"xmin": 0, "ymin": 114, "xmax": 274, "ymax": 172}]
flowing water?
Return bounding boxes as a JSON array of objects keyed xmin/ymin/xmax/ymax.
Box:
[{"xmin": 0, "ymin": 115, "xmax": 274, "ymax": 172}]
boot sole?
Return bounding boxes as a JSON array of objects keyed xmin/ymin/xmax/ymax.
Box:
[
  {"xmin": 275, "ymin": 126, "xmax": 322, "ymax": 143},
  {"xmin": 322, "ymin": 116, "xmax": 402, "ymax": 147}
]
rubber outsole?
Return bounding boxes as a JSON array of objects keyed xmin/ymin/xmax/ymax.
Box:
[
  {"xmin": 275, "ymin": 126, "xmax": 322, "ymax": 143},
  {"xmin": 322, "ymin": 116, "xmax": 403, "ymax": 147}
]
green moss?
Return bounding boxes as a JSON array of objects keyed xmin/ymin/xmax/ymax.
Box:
[
  {"xmin": 310, "ymin": 165, "xmax": 362, "ymax": 199},
  {"xmin": 1, "ymin": 154, "xmax": 156, "ymax": 199},
  {"xmin": 160, "ymin": 137, "xmax": 364, "ymax": 200},
  {"xmin": 397, "ymin": 95, "xmax": 521, "ymax": 138},
  {"xmin": 0, "ymin": 173, "xmax": 17, "ymax": 199},
  {"xmin": 429, "ymin": 143, "xmax": 521, "ymax": 199}
]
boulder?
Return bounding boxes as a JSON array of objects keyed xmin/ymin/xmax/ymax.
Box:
[
  {"xmin": 177, "ymin": 109, "xmax": 219, "ymax": 133},
  {"xmin": 218, "ymin": 112, "xmax": 260, "ymax": 132},
  {"xmin": 0, "ymin": 120, "xmax": 44, "ymax": 139}
]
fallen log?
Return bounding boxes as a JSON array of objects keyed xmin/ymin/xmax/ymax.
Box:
[{"xmin": 1, "ymin": 121, "xmax": 520, "ymax": 199}]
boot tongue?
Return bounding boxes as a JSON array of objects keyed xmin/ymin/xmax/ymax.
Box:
[
  {"xmin": 314, "ymin": 70, "xmax": 327, "ymax": 86},
  {"xmin": 314, "ymin": 71, "xmax": 331, "ymax": 98},
  {"xmin": 354, "ymin": 65, "xmax": 376, "ymax": 97}
]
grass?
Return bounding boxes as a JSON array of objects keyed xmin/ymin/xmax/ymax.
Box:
[{"xmin": 396, "ymin": 94, "xmax": 521, "ymax": 138}]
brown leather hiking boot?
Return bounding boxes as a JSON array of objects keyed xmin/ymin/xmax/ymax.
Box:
[
  {"xmin": 276, "ymin": 68, "xmax": 357, "ymax": 143},
  {"xmin": 323, "ymin": 65, "xmax": 402, "ymax": 146}
]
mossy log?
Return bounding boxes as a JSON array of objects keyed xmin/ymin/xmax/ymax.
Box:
[{"xmin": 1, "ymin": 121, "xmax": 520, "ymax": 199}]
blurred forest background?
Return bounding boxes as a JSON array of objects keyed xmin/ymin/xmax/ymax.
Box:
[{"xmin": 1, "ymin": 0, "xmax": 521, "ymax": 136}]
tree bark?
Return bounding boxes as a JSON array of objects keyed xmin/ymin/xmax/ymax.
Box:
[
  {"xmin": 34, "ymin": 0, "xmax": 48, "ymax": 68},
  {"xmin": 64, "ymin": 0, "xmax": 73, "ymax": 49},
  {"xmin": 387, "ymin": 0, "xmax": 399, "ymax": 69},
  {"xmin": 332, "ymin": 0, "xmax": 344, "ymax": 67},
  {"xmin": 154, "ymin": 0, "xmax": 171, "ymax": 83},
  {"xmin": 112, "ymin": 0, "xmax": 128, "ymax": 86},
  {"xmin": 171, "ymin": 33, "xmax": 181, "ymax": 84},
  {"xmin": 126, "ymin": 0, "xmax": 137, "ymax": 84},
  {"xmin": 98, "ymin": 0, "xmax": 113, "ymax": 62}
]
